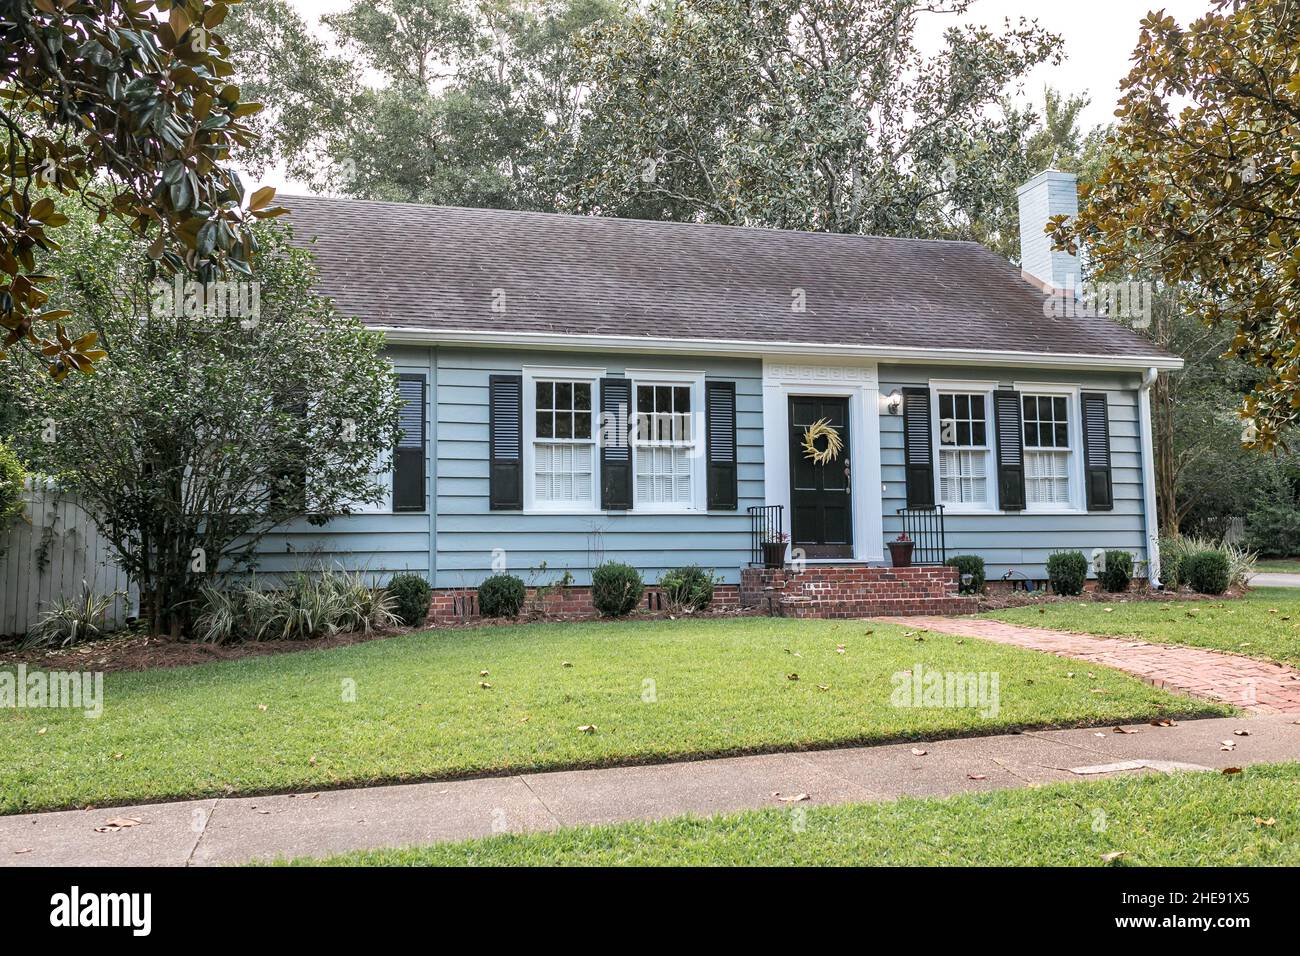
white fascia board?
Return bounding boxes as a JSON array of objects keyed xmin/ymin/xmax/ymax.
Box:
[{"xmin": 372, "ymin": 326, "xmax": 1185, "ymax": 373}]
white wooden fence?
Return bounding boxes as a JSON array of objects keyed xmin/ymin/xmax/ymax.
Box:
[{"xmin": 0, "ymin": 481, "xmax": 136, "ymax": 637}]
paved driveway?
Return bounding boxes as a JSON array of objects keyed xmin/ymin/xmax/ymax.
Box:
[{"xmin": 1250, "ymin": 573, "xmax": 1300, "ymax": 588}]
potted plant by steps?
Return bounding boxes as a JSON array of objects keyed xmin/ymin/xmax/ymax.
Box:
[
  {"xmin": 888, "ymin": 532, "xmax": 914, "ymax": 568},
  {"xmin": 762, "ymin": 531, "xmax": 789, "ymax": 569}
]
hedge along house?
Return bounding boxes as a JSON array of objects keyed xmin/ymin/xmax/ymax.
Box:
[{"xmin": 275, "ymin": 170, "xmax": 1179, "ymax": 619}]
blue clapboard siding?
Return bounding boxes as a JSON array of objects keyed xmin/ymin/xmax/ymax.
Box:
[
  {"xmin": 251, "ymin": 345, "xmax": 434, "ymax": 584},
  {"xmin": 435, "ymin": 347, "xmax": 763, "ymax": 587},
  {"xmin": 879, "ymin": 364, "xmax": 1150, "ymax": 580}
]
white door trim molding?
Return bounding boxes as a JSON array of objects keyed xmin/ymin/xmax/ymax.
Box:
[{"xmin": 762, "ymin": 358, "xmax": 883, "ymax": 563}]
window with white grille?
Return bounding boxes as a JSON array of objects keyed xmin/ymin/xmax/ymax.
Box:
[
  {"xmin": 533, "ymin": 380, "xmax": 594, "ymax": 506},
  {"xmin": 1022, "ymin": 394, "xmax": 1073, "ymax": 506},
  {"xmin": 633, "ymin": 384, "xmax": 694, "ymax": 506},
  {"xmin": 936, "ymin": 392, "xmax": 990, "ymax": 506}
]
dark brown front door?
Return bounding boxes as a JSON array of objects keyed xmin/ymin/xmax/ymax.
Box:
[{"xmin": 790, "ymin": 396, "xmax": 852, "ymax": 558}]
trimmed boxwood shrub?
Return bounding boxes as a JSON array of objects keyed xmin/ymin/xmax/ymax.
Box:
[
  {"xmin": 659, "ymin": 565, "xmax": 717, "ymax": 611},
  {"xmin": 591, "ymin": 561, "xmax": 644, "ymax": 617},
  {"xmin": 1183, "ymin": 550, "xmax": 1231, "ymax": 595},
  {"xmin": 387, "ymin": 573, "xmax": 432, "ymax": 626},
  {"xmin": 944, "ymin": 555, "xmax": 986, "ymax": 595},
  {"xmin": 1097, "ymin": 550, "xmax": 1134, "ymax": 593},
  {"xmin": 1046, "ymin": 551, "xmax": 1088, "ymax": 596},
  {"xmin": 478, "ymin": 574, "xmax": 526, "ymax": 618}
]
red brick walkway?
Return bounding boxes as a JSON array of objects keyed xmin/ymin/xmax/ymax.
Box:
[{"xmin": 875, "ymin": 616, "xmax": 1300, "ymax": 715}]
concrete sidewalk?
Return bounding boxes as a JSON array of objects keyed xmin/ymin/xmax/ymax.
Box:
[
  {"xmin": 1251, "ymin": 572, "xmax": 1300, "ymax": 588},
  {"xmin": 3, "ymin": 714, "xmax": 1297, "ymax": 866}
]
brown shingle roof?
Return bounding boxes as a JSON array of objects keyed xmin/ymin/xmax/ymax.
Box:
[{"xmin": 282, "ymin": 194, "xmax": 1173, "ymax": 364}]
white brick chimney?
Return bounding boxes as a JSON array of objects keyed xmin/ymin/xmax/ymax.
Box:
[{"xmin": 1017, "ymin": 169, "xmax": 1080, "ymax": 292}]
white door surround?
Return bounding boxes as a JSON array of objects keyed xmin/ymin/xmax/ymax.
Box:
[{"xmin": 761, "ymin": 358, "xmax": 885, "ymax": 563}]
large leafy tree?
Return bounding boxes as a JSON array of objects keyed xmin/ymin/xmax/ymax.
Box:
[
  {"xmin": 546, "ymin": 0, "xmax": 1061, "ymax": 246},
  {"xmin": 1, "ymin": 0, "xmax": 280, "ymax": 381},
  {"xmin": 224, "ymin": 0, "xmax": 620, "ymax": 207},
  {"xmin": 1050, "ymin": 0, "xmax": 1300, "ymax": 450},
  {"xmin": 6, "ymin": 209, "xmax": 402, "ymax": 635}
]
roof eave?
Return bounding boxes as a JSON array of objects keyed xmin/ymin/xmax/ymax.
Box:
[{"xmin": 370, "ymin": 326, "xmax": 1185, "ymax": 373}]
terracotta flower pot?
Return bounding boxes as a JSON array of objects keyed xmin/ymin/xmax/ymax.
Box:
[{"xmin": 888, "ymin": 541, "xmax": 914, "ymax": 568}]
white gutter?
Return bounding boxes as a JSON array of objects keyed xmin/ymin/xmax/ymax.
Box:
[
  {"xmin": 1138, "ymin": 366, "xmax": 1163, "ymax": 587},
  {"xmin": 371, "ymin": 326, "xmax": 1185, "ymax": 373}
]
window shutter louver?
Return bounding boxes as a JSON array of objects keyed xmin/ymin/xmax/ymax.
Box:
[
  {"xmin": 993, "ymin": 389, "xmax": 1026, "ymax": 511},
  {"xmin": 393, "ymin": 375, "xmax": 427, "ymax": 512},
  {"xmin": 705, "ymin": 380, "xmax": 738, "ymax": 510},
  {"xmin": 489, "ymin": 374, "xmax": 523, "ymax": 510},
  {"xmin": 1081, "ymin": 391, "xmax": 1114, "ymax": 511},
  {"xmin": 600, "ymin": 377, "xmax": 632, "ymax": 510},
  {"xmin": 902, "ymin": 387, "xmax": 935, "ymax": 508}
]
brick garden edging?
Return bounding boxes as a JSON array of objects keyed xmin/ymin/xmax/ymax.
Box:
[{"xmin": 879, "ymin": 616, "xmax": 1300, "ymax": 715}]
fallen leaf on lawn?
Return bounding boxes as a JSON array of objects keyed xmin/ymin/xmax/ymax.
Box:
[
  {"xmin": 112, "ymin": 753, "xmax": 124, "ymax": 760},
  {"xmin": 786, "ymin": 673, "xmax": 799, "ymax": 681},
  {"xmin": 479, "ymin": 682, "xmax": 492, "ymax": 689},
  {"xmin": 1233, "ymin": 729, "xmax": 1250, "ymax": 736},
  {"xmin": 37, "ymin": 728, "xmax": 46, "ymax": 736},
  {"xmin": 308, "ymin": 756, "xmax": 317, "ymax": 766},
  {"xmin": 480, "ymin": 670, "xmax": 489, "ymax": 677},
  {"xmin": 1100, "ymin": 851, "xmax": 1127, "ymax": 864},
  {"xmin": 1254, "ymin": 817, "xmax": 1276, "ymax": 827},
  {"xmin": 1066, "ymin": 672, "xmax": 1075, "ymax": 679},
  {"xmin": 817, "ymin": 684, "xmax": 829, "ymax": 691},
  {"xmin": 1268, "ymin": 608, "xmax": 1278, "ymax": 614},
  {"xmin": 1086, "ymin": 672, "xmax": 1096, "ymax": 679},
  {"xmin": 912, "ymin": 634, "xmax": 925, "ymax": 642},
  {"xmin": 1090, "ymin": 688, "xmax": 1109, "ymax": 695},
  {"xmin": 561, "ymin": 661, "xmax": 572, "ymax": 668},
  {"xmin": 94, "ymin": 817, "xmax": 143, "ymax": 833},
  {"xmin": 911, "ymin": 748, "xmax": 928, "ymax": 756},
  {"xmin": 577, "ymin": 724, "xmax": 597, "ymax": 733},
  {"xmin": 1113, "ymin": 726, "xmax": 1137, "ymax": 734},
  {"xmin": 1222, "ymin": 767, "xmax": 1242, "ymax": 775},
  {"xmin": 1103, "ymin": 607, "xmax": 1113, "ymax": 613},
  {"xmin": 1150, "ymin": 719, "xmax": 1176, "ymax": 727},
  {"xmin": 518, "ymin": 715, "xmax": 530, "ymax": 723},
  {"xmin": 773, "ymin": 792, "xmax": 810, "ymax": 802},
  {"xmin": 966, "ymin": 773, "xmax": 987, "ymax": 781},
  {"xmin": 1038, "ymin": 608, "xmax": 1046, "ymax": 614}
]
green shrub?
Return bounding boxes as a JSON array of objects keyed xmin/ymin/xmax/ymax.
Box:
[
  {"xmin": 192, "ymin": 569, "xmax": 399, "ymax": 643},
  {"xmin": 659, "ymin": 565, "xmax": 717, "ymax": 612},
  {"xmin": 0, "ymin": 441, "xmax": 25, "ymax": 555},
  {"xmin": 478, "ymin": 574, "xmax": 526, "ymax": 618},
  {"xmin": 1097, "ymin": 550, "xmax": 1134, "ymax": 593},
  {"xmin": 1046, "ymin": 551, "xmax": 1088, "ymax": 596},
  {"xmin": 1160, "ymin": 535, "xmax": 1255, "ymax": 590},
  {"xmin": 1182, "ymin": 550, "xmax": 1231, "ymax": 595},
  {"xmin": 944, "ymin": 555, "xmax": 986, "ymax": 595},
  {"xmin": 1244, "ymin": 500, "xmax": 1300, "ymax": 557},
  {"xmin": 591, "ymin": 561, "xmax": 644, "ymax": 617},
  {"xmin": 386, "ymin": 573, "xmax": 432, "ymax": 627}
]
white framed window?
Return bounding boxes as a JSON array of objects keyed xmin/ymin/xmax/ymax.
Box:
[
  {"xmin": 627, "ymin": 369, "xmax": 705, "ymax": 512},
  {"xmin": 934, "ymin": 387, "xmax": 994, "ymax": 509},
  {"xmin": 524, "ymin": 367, "xmax": 602, "ymax": 511},
  {"xmin": 1016, "ymin": 384, "xmax": 1084, "ymax": 511}
]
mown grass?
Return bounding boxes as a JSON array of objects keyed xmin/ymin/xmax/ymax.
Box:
[
  {"xmin": 285, "ymin": 762, "xmax": 1300, "ymax": 867},
  {"xmin": 985, "ymin": 587, "xmax": 1300, "ymax": 667},
  {"xmin": 1253, "ymin": 559, "xmax": 1300, "ymax": 575},
  {"xmin": 0, "ymin": 616, "xmax": 1226, "ymax": 814}
]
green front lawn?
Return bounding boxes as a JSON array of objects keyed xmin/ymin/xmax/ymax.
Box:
[
  {"xmin": 286, "ymin": 762, "xmax": 1300, "ymax": 867},
  {"xmin": 985, "ymin": 587, "xmax": 1300, "ymax": 667},
  {"xmin": 0, "ymin": 617, "xmax": 1226, "ymax": 815},
  {"xmin": 1254, "ymin": 558, "xmax": 1300, "ymax": 574}
]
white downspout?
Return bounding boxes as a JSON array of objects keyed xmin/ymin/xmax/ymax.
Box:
[{"xmin": 1138, "ymin": 367, "xmax": 1162, "ymax": 587}]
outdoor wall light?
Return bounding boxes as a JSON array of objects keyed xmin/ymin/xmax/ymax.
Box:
[{"xmin": 883, "ymin": 389, "xmax": 903, "ymax": 415}]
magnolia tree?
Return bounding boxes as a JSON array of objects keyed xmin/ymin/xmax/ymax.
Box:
[{"xmin": 9, "ymin": 212, "xmax": 402, "ymax": 634}]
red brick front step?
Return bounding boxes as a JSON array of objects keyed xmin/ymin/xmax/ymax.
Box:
[{"xmin": 741, "ymin": 564, "xmax": 977, "ymax": 619}]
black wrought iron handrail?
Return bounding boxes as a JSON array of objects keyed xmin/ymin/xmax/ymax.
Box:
[
  {"xmin": 747, "ymin": 505, "xmax": 784, "ymax": 567},
  {"xmin": 896, "ymin": 505, "xmax": 946, "ymax": 565}
]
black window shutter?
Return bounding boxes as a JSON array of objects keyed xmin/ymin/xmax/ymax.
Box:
[
  {"xmin": 488, "ymin": 374, "xmax": 523, "ymax": 510},
  {"xmin": 993, "ymin": 389, "xmax": 1026, "ymax": 511},
  {"xmin": 1081, "ymin": 391, "xmax": 1114, "ymax": 511},
  {"xmin": 600, "ymin": 377, "xmax": 632, "ymax": 510},
  {"xmin": 902, "ymin": 387, "xmax": 935, "ymax": 508},
  {"xmin": 393, "ymin": 374, "xmax": 426, "ymax": 512},
  {"xmin": 705, "ymin": 380, "xmax": 738, "ymax": 510}
]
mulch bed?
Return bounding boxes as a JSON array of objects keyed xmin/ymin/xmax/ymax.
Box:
[{"xmin": 975, "ymin": 585, "xmax": 1249, "ymax": 611}]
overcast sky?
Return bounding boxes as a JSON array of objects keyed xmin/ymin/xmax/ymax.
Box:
[{"xmin": 258, "ymin": 0, "xmax": 1215, "ymax": 195}]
